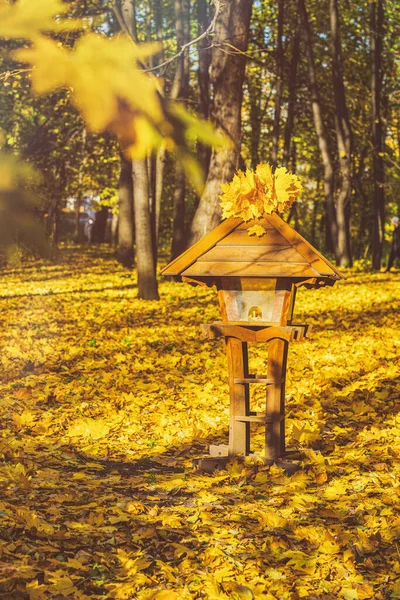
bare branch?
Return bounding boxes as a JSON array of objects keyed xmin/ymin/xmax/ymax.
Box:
[{"xmin": 142, "ymin": 0, "xmax": 223, "ymax": 74}]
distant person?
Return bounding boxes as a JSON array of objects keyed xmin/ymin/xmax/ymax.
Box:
[
  {"xmin": 84, "ymin": 218, "xmax": 94, "ymax": 244},
  {"xmin": 386, "ymin": 216, "xmax": 400, "ymax": 272}
]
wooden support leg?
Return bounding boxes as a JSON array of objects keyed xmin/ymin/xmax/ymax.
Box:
[
  {"xmin": 265, "ymin": 339, "xmax": 288, "ymax": 460},
  {"xmin": 226, "ymin": 337, "xmax": 250, "ymax": 456}
]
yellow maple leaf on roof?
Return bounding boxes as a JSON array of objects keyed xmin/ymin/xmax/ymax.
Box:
[
  {"xmin": 274, "ymin": 166, "xmax": 302, "ymax": 212},
  {"xmin": 219, "ymin": 162, "xmax": 302, "ymax": 234},
  {"xmin": 248, "ymin": 224, "xmax": 267, "ymax": 237}
]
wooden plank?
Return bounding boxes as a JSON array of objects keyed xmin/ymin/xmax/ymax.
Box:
[
  {"xmin": 161, "ymin": 216, "xmax": 242, "ymax": 276},
  {"xmin": 226, "ymin": 338, "xmax": 250, "ymax": 456},
  {"xmin": 183, "ymin": 261, "xmax": 320, "ymax": 278},
  {"xmin": 265, "ymin": 339, "xmax": 288, "ymax": 459},
  {"xmin": 200, "ymin": 322, "xmax": 310, "ymax": 343},
  {"xmin": 235, "ymin": 414, "xmax": 284, "ymax": 423},
  {"xmin": 209, "ymin": 444, "xmax": 229, "ymax": 457},
  {"xmin": 198, "ymin": 245, "xmax": 307, "ymax": 263},
  {"xmin": 234, "ymin": 376, "xmax": 274, "ymax": 384},
  {"xmin": 218, "ymin": 228, "xmax": 288, "ymax": 246},
  {"xmin": 267, "ymin": 212, "xmax": 345, "ymax": 279}
]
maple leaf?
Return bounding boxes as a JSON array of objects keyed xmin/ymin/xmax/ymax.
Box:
[
  {"xmin": 0, "ymin": 0, "xmax": 83, "ymax": 39},
  {"xmin": 247, "ymin": 223, "xmax": 267, "ymax": 237},
  {"xmin": 15, "ymin": 35, "xmax": 163, "ymax": 133},
  {"xmin": 324, "ymin": 479, "xmax": 348, "ymax": 500},
  {"xmin": 219, "ymin": 162, "xmax": 302, "ymax": 229}
]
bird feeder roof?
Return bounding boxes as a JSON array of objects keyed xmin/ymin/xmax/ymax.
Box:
[{"xmin": 162, "ymin": 212, "xmax": 344, "ymax": 288}]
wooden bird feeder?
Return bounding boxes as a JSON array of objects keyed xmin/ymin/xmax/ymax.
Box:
[{"xmin": 162, "ymin": 212, "xmax": 344, "ymax": 472}]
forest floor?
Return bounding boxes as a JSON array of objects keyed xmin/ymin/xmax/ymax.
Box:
[{"xmin": 0, "ymin": 245, "xmax": 399, "ymax": 600}]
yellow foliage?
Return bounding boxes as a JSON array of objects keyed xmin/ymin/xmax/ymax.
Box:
[
  {"xmin": 15, "ymin": 34, "xmax": 163, "ymax": 154},
  {"xmin": 0, "ymin": 0, "xmax": 82, "ymax": 39},
  {"xmin": 1, "ymin": 1, "xmax": 224, "ymax": 189},
  {"xmin": 0, "ymin": 248, "xmax": 399, "ymax": 598},
  {"xmin": 219, "ymin": 163, "xmax": 302, "ymax": 230}
]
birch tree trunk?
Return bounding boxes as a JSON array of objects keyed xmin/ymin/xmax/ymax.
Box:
[
  {"xmin": 330, "ymin": 0, "xmax": 353, "ymax": 266},
  {"xmin": 189, "ymin": 0, "xmax": 253, "ymax": 244}
]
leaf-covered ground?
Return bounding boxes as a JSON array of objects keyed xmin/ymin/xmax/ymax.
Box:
[{"xmin": 0, "ymin": 246, "xmax": 399, "ymax": 600}]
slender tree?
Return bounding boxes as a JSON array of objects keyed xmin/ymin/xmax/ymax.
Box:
[
  {"xmin": 270, "ymin": 0, "xmax": 284, "ymax": 167},
  {"xmin": 330, "ymin": 0, "xmax": 353, "ymax": 266},
  {"xmin": 370, "ymin": 0, "xmax": 385, "ymax": 270},
  {"xmin": 116, "ymin": 154, "xmax": 134, "ymax": 267},
  {"xmin": 132, "ymin": 159, "xmax": 159, "ymax": 299},
  {"xmin": 170, "ymin": 0, "xmax": 191, "ymax": 260},
  {"xmin": 298, "ymin": 0, "xmax": 338, "ymax": 258},
  {"xmin": 74, "ymin": 127, "xmax": 87, "ymax": 242},
  {"xmin": 282, "ymin": 15, "xmax": 300, "ymax": 169},
  {"xmin": 197, "ymin": 0, "xmax": 212, "ymax": 173}
]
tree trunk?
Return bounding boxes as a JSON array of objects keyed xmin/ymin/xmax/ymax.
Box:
[
  {"xmin": 116, "ymin": 154, "xmax": 134, "ymax": 268},
  {"xmin": 132, "ymin": 159, "xmax": 159, "ymax": 300},
  {"xmin": 169, "ymin": 0, "xmax": 191, "ymax": 258},
  {"xmin": 94, "ymin": 207, "xmax": 109, "ymax": 243},
  {"xmin": 74, "ymin": 191, "xmax": 82, "ymax": 243},
  {"xmin": 152, "ymin": 0, "xmax": 166, "ymax": 251},
  {"xmin": 154, "ymin": 145, "xmax": 166, "ymax": 251},
  {"xmin": 170, "ymin": 164, "xmax": 186, "ymax": 260},
  {"xmin": 110, "ymin": 213, "xmax": 118, "ymax": 246},
  {"xmin": 282, "ymin": 17, "xmax": 300, "ymax": 169},
  {"xmin": 370, "ymin": 0, "xmax": 385, "ymax": 271},
  {"xmin": 74, "ymin": 128, "xmax": 87, "ymax": 242},
  {"xmin": 298, "ymin": 0, "xmax": 338, "ymax": 259},
  {"xmin": 330, "ymin": 0, "xmax": 352, "ymax": 267},
  {"xmin": 189, "ymin": 0, "xmax": 253, "ymax": 244},
  {"xmin": 197, "ymin": 0, "xmax": 212, "ymax": 174},
  {"xmin": 271, "ymin": 0, "xmax": 284, "ymax": 168},
  {"xmin": 120, "ymin": 0, "xmax": 137, "ymax": 39}
]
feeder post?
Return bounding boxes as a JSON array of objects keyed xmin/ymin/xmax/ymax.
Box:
[
  {"xmin": 265, "ymin": 338, "xmax": 288, "ymax": 459},
  {"xmin": 226, "ymin": 337, "xmax": 250, "ymax": 455}
]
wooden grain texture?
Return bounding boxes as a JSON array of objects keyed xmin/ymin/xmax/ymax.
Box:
[
  {"xmin": 265, "ymin": 338, "xmax": 288, "ymax": 459},
  {"xmin": 200, "ymin": 322, "xmax": 310, "ymax": 342},
  {"xmin": 183, "ymin": 261, "xmax": 320, "ymax": 278},
  {"xmin": 162, "ymin": 210, "xmax": 344, "ymax": 283},
  {"xmin": 217, "ymin": 229, "xmax": 288, "ymax": 246},
  {"xmin": 198, "ymin": 245, "xmax": 306, "ymax": 263},
  {"xmin": 161, "ymin": 216, "xmax": 241, "ymax": 276},
  {"xmin": 226, "ymin": 338, "xmax": 250, "ymax": 456},
  {"xmin": 267, "ymin": 212, "xmax": 345, "ymax": 278}
]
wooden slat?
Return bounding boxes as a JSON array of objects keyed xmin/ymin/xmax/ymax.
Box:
[
  {"xmin": 267, "ymin": 212, "xmax": 345, "ymax": 279},
  {"xmin": 218, "ymin": 228, "xmax": 288, "ymax": 246},
  {"xmin": 198, "ymin": 245, "xmax": 307, "ymax": 263},
  {"xmin": 161, "ymin": 216, "xmax": 242, "ymax": 276},
  {"xmin": 265, "ymin": 338, "xmax": 288, "ymax": 459},
  {"xmin": 235, "ymin": 414, "xmax": 285, "ymax": 424},
  {"xmin": 227, "ymin": 338, "xmax": 250, "ymax": 456},
  {"xmin": 183, "ymin": 261, "xmax": 320, "ymax": 278},
  {"xmin": 234, "ymin": 377, "xmax": 274, "ymax": 384}
]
